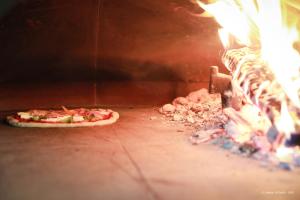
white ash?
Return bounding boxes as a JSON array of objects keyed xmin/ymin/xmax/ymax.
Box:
[
  {"xmin": 149, "ymin": 116, "xmax": 158, "ymax": 120},
  {"xmin": 160, "ymin": 104, "xmax": 176, "ymax": 114},
  {"xmin": 160, "ymin": 88, "xmax": 228, "ymax": 129},
  {"xmin": 190, "ymin": 128, "xmax": 224, "ymax": 145}
]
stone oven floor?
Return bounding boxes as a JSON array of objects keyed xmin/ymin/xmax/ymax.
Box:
[{"xmin": 0, "ymin": 107, "xmax": 300, "ymax": 200}]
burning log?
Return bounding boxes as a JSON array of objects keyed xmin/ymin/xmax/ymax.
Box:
[
  {"xmin": 220, "ymin": 47, "xmax": 300, "ymax": 147},
  {"xmin": 195, "ymin": 0, "xmax": 300, "ymax": 168},
  {"xmin": 222, "ymin": 47, "xmax": 284, "ymax": 110}
]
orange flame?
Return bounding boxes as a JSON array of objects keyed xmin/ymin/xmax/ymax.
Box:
[
  {"xmin": 197, "ymin": 0, "xmax": 300, "ymax": 139},
  {"xmin": 197, "ymin": 0, "xmax": 300, "ymax": 106}
]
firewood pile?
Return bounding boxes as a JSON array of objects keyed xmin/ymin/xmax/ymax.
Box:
[
  {"xmin": 223, "ymin": 47, "xmax": 295, "ymax": 117},
  {"xmin": 223, "ymin": 48, "xmax": 300, "ymax": 143},
  {"xmin": 222, "ymin": 47, "xmax": 300, "ymax": 169},
  {"xmin": 159, "ymin": 47, "xmax": 300, "ymax": 170},
  {"xmin": 184, "ymin": 0, "xmax": 300, "ymax": 170}
]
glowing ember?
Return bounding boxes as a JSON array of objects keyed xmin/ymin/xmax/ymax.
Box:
[{"xmin": 196, "ymin": 0, "xmax": 300, "ymax": 167}]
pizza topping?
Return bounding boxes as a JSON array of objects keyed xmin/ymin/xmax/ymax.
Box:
[
  {"xmin": 32, "ymin": 116, "xmax": 41, "ymax": 121},
  {"xmin": 29, "ymin": 110, "xmax": 48, "ymax": 116},
  {"xmin": 13, "ymin": 107, "xmax": 114, "ymax": 124},
  {"xmin": 17, "ymin": 112, "xmax": 32, "ymax": 120},
  {"xmin": 86, "ymin": 110, "xmax": 112, "ymax": 121},
  {"xmin": 72, "ymin": 115, "xmax": 85, "ymax": 122},
  {"xmin": 41, "ymin": 115, "xmax": 72, "ymax": 123},
  {"xmin": 7, "ymin": 107, "xmax": 119, "ymax": 128}
]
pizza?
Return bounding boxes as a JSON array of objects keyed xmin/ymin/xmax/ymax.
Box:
[{"xmin": 6, "ymin": 107, "xmax": 119, "ymax": 128}]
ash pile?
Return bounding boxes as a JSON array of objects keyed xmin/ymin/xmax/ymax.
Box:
[
  {"xmin": 159, "ymin": 88, "xmax": 228, "ymax": 130},
  {"xmin": 159, "ymin": 86, "xmax": 300, "ymax": 171},
  {"xmin": 177, "ymin": 0, "xmax": 300, "ymax": 171}
]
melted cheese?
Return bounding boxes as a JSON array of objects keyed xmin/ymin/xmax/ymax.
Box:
[
  {"xmin": 18, "ymin": 112, "xmax": 32, "ymax": 120},
  {"xmin": 41, "ymin": 115, "xmax": 71, "ymax": 123},
  {"xmin": 73, "ymin": 115, "xmax": 84, "ymax": 122}
]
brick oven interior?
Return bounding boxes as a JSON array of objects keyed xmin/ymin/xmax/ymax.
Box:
[
  {"xmin": 0, "ymin": 1, "xmax": 300, "ymax": 200},
  {"xmin": 0, "ymin": 0, "xmax": 224, "ymax": 110}
]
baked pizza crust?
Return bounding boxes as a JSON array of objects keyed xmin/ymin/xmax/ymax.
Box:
[{"xmin": 6, "ymin": 112, "xmax": 119, "ymax": 128}]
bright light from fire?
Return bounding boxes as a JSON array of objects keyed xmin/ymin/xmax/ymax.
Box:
[
  {"xmin": 277, "ymin": 100, "xmax": 295, "ymax": 138},
  {"xmin": 276, "ymin": 146, "xmax": 294, "ymax": 163},
  {"xmin": 197, "ymin": 0, "xmax": 300, "ymax": 107},
  {"xmin": 257, "ymin": 0, "xmax": 300, "ymax": 108},
  {"xmin": 197, "ymin": 0, "xmax": 300, "ymax": 140},
  {"xmin": 196, "ymin": 0, "xmax": 252, "ymax": 46}
]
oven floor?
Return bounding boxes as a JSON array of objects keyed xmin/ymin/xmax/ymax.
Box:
[{"xmin": 0, "ymin": 107, "xmax": 299, "ymax": 200}]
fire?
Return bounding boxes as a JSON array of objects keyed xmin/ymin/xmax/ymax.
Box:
[
  {"xmin": 198, "ymin": 0, "xmax": 300, "ymax": 106},
  {"xmin": 196, "ymin": 0, "xmax": 300, "ymax": 164},
  {"xmin": 196, "ymin": 0, "xmax": 254, "ymax": 46},
  {"xmin": 257, "ymin": 0, "xmax": 300, "ymax": 109},
  {"xmin": 277, "ymin": 100, "xmax": 295, "ymax": 139},
  {"xmin": 276, "ymin": 146, "xmax": 294, "ymax": 163}
]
